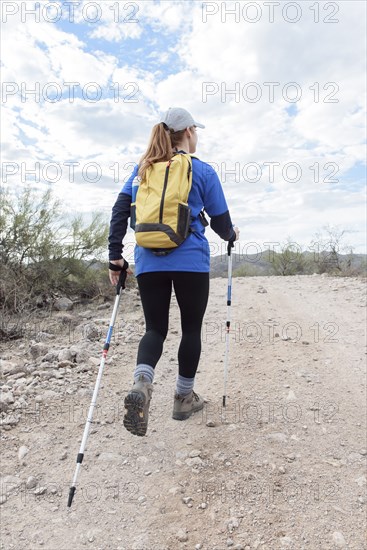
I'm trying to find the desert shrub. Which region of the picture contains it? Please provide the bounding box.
[269,240,306,276]
[0,186,114,313]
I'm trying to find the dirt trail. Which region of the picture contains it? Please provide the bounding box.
[1,275,366,550]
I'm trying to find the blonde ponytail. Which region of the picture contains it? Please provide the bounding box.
[138,123,187,180]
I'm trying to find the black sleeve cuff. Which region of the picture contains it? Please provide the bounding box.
[210,210,235,241]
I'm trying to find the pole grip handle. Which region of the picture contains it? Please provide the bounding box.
[109,260,129,293]
[227,239,235,256]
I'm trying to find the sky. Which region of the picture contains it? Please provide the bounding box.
[1,0,366,261]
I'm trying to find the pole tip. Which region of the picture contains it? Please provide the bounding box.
[67,486,76,507]
[222,395,226,407]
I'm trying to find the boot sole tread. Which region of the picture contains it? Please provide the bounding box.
[123,391,148,436]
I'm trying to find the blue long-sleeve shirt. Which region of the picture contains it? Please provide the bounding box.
[108,154,236,276]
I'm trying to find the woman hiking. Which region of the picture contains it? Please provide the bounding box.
[108,107,239,436]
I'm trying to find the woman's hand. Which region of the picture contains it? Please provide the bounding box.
[109,258,133,286]
[233,226,240,241]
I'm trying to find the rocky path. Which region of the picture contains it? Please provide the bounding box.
[1,275,366,550]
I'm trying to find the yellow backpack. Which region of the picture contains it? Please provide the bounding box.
[131,153,195,255]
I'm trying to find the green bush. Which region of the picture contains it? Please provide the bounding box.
[0,185,114,313]
[232,264,263,277]
[269,240,306,276]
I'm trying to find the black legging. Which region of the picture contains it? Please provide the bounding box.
[136,271,210,379]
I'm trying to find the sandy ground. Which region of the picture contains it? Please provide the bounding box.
[0,274,366,550]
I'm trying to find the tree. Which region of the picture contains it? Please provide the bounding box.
[309,224,352,274]
[269,238,306,276]
[0,185,111,313]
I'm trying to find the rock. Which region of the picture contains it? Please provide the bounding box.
[30,343,48,358]
[354,475,366,487]
[38,358,55,369]
[58,349,73,362]
[77,388,93,398]
[1,361,21,375]
[0,494,7,505]
[83,323,101,341]
[54,297,73,311]
[57,360,74,368]
[36,331,54,341]
[176,529,188,542]
[35,390,58,402]
[70,346,89,364]
[225,517,240,533]
[1,475,22,494]
[96,303,110,310]
[81,310,94,320]
[257,287,267,293]
[79,533,88,545]
[226,538,234,547]
[286,390,297,401]
[34,486,47,496]
[0,392,15,412]
[51,370,63,379]
[185,457,203,467]
[13,397,28,409]
[168,486,184,496]
[0,413,20,427]
[26,476,38,489]
[266,432,287,443]
[189,449,201,458]
[285,453,296,462]
[18,446,29,461]
[11,372,28,380]
[206,421,216,427]
[39,371,53,380]
[182,496,193,504]
[332,531,346,548]
[278,465,286,474]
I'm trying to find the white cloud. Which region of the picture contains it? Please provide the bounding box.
[1,0,366,254]
[63,0,193,43]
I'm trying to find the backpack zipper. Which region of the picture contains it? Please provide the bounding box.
[159,160,172,223]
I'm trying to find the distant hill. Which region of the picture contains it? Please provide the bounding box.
[209,250,367,278]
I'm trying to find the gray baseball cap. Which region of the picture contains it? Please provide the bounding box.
[160,107,205,132]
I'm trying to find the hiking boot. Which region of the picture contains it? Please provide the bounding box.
[123,375,153,436]
[172,390,204,421]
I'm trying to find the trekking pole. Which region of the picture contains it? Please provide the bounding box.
[223,240,234,408]
[67,260,129,508]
